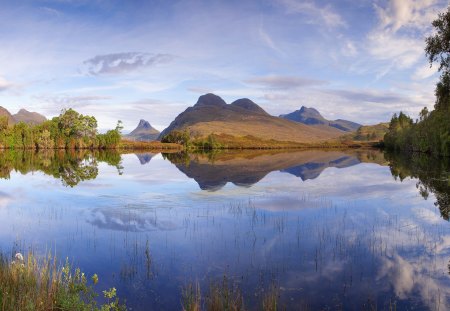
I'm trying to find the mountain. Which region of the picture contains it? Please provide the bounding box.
[125,119,160,141]
[159,94,343,143]
[280,106,361,132]
[12,109,46,125]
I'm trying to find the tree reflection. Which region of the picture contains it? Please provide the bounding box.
[386,151,450,220]
[0,149,123,187]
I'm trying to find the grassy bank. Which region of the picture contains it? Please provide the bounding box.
[0,252,126,311]
[118,139,182,150]
[164,131,381,150]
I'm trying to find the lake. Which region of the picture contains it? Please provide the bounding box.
[0,149,448,310]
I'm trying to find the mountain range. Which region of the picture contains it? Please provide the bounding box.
[125,119,160,141]
[0,107,46,125]
[158,93,352,143]
[0,94,365,145]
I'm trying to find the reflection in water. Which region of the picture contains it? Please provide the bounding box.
[0,149,122,186]
[163,149,387,190]
[0,149,449,310]
[134,153,156,165]
[387,151,450,220]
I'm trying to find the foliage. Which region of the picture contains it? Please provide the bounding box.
[0,252,126,311]
[161,130,191,147]
[0,109,122,150]
[384,6,450,156]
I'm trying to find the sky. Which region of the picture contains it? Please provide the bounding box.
[0,0,449,132]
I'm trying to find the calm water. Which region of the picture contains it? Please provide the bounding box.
[0,149,449,310]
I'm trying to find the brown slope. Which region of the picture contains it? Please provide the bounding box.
[159,94,343,143]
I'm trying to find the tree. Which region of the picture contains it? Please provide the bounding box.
[425,6,450,111]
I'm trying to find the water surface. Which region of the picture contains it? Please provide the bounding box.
[0,149,448,310]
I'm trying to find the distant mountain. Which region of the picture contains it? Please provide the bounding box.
[0,107,46,125]
[280,106,361,132]
[159,94,343,143]
[13,109,46,125]
[125,119,160,141]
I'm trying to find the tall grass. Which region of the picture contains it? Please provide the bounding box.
[0,252,126,311]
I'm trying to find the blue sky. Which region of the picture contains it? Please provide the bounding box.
[0,0,448,132]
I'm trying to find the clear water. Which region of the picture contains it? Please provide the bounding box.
[0,149,449,310]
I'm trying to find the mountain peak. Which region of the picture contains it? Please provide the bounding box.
[230,98,268,115]
[138,119,152,129]
[126,119,160,141]
[195,93,227,107]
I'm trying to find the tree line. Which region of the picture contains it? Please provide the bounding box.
[384,6,450,157]
[0,108,122,150]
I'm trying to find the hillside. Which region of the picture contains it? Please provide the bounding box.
[125,119,160,141]
[280,106,361,132]
[159,94,344,144]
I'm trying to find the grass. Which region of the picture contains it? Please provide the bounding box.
[0,252,126,311]
[190,133,380,150]
[119,139,182,150]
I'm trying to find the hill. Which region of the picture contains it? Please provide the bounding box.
[159,94,344,144]
[125,119,160,141]
[12,109,46,125]
[280,106,361,132]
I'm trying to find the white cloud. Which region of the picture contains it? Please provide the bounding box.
[276,0,347,28]
[413,63,437,80]
[367,0,447,78]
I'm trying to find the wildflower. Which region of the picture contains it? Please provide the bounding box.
[11,260,15,265]
[15,253,24,261]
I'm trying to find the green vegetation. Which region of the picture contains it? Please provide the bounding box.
[384,6,450,156]
[0,252,126,311]
[0,108,122,150]
[342,123,389,142]
[161,132,377,150]
[119,139,182,150]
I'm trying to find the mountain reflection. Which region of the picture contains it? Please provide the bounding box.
[134,152,156,165]
[163,150,387,190]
